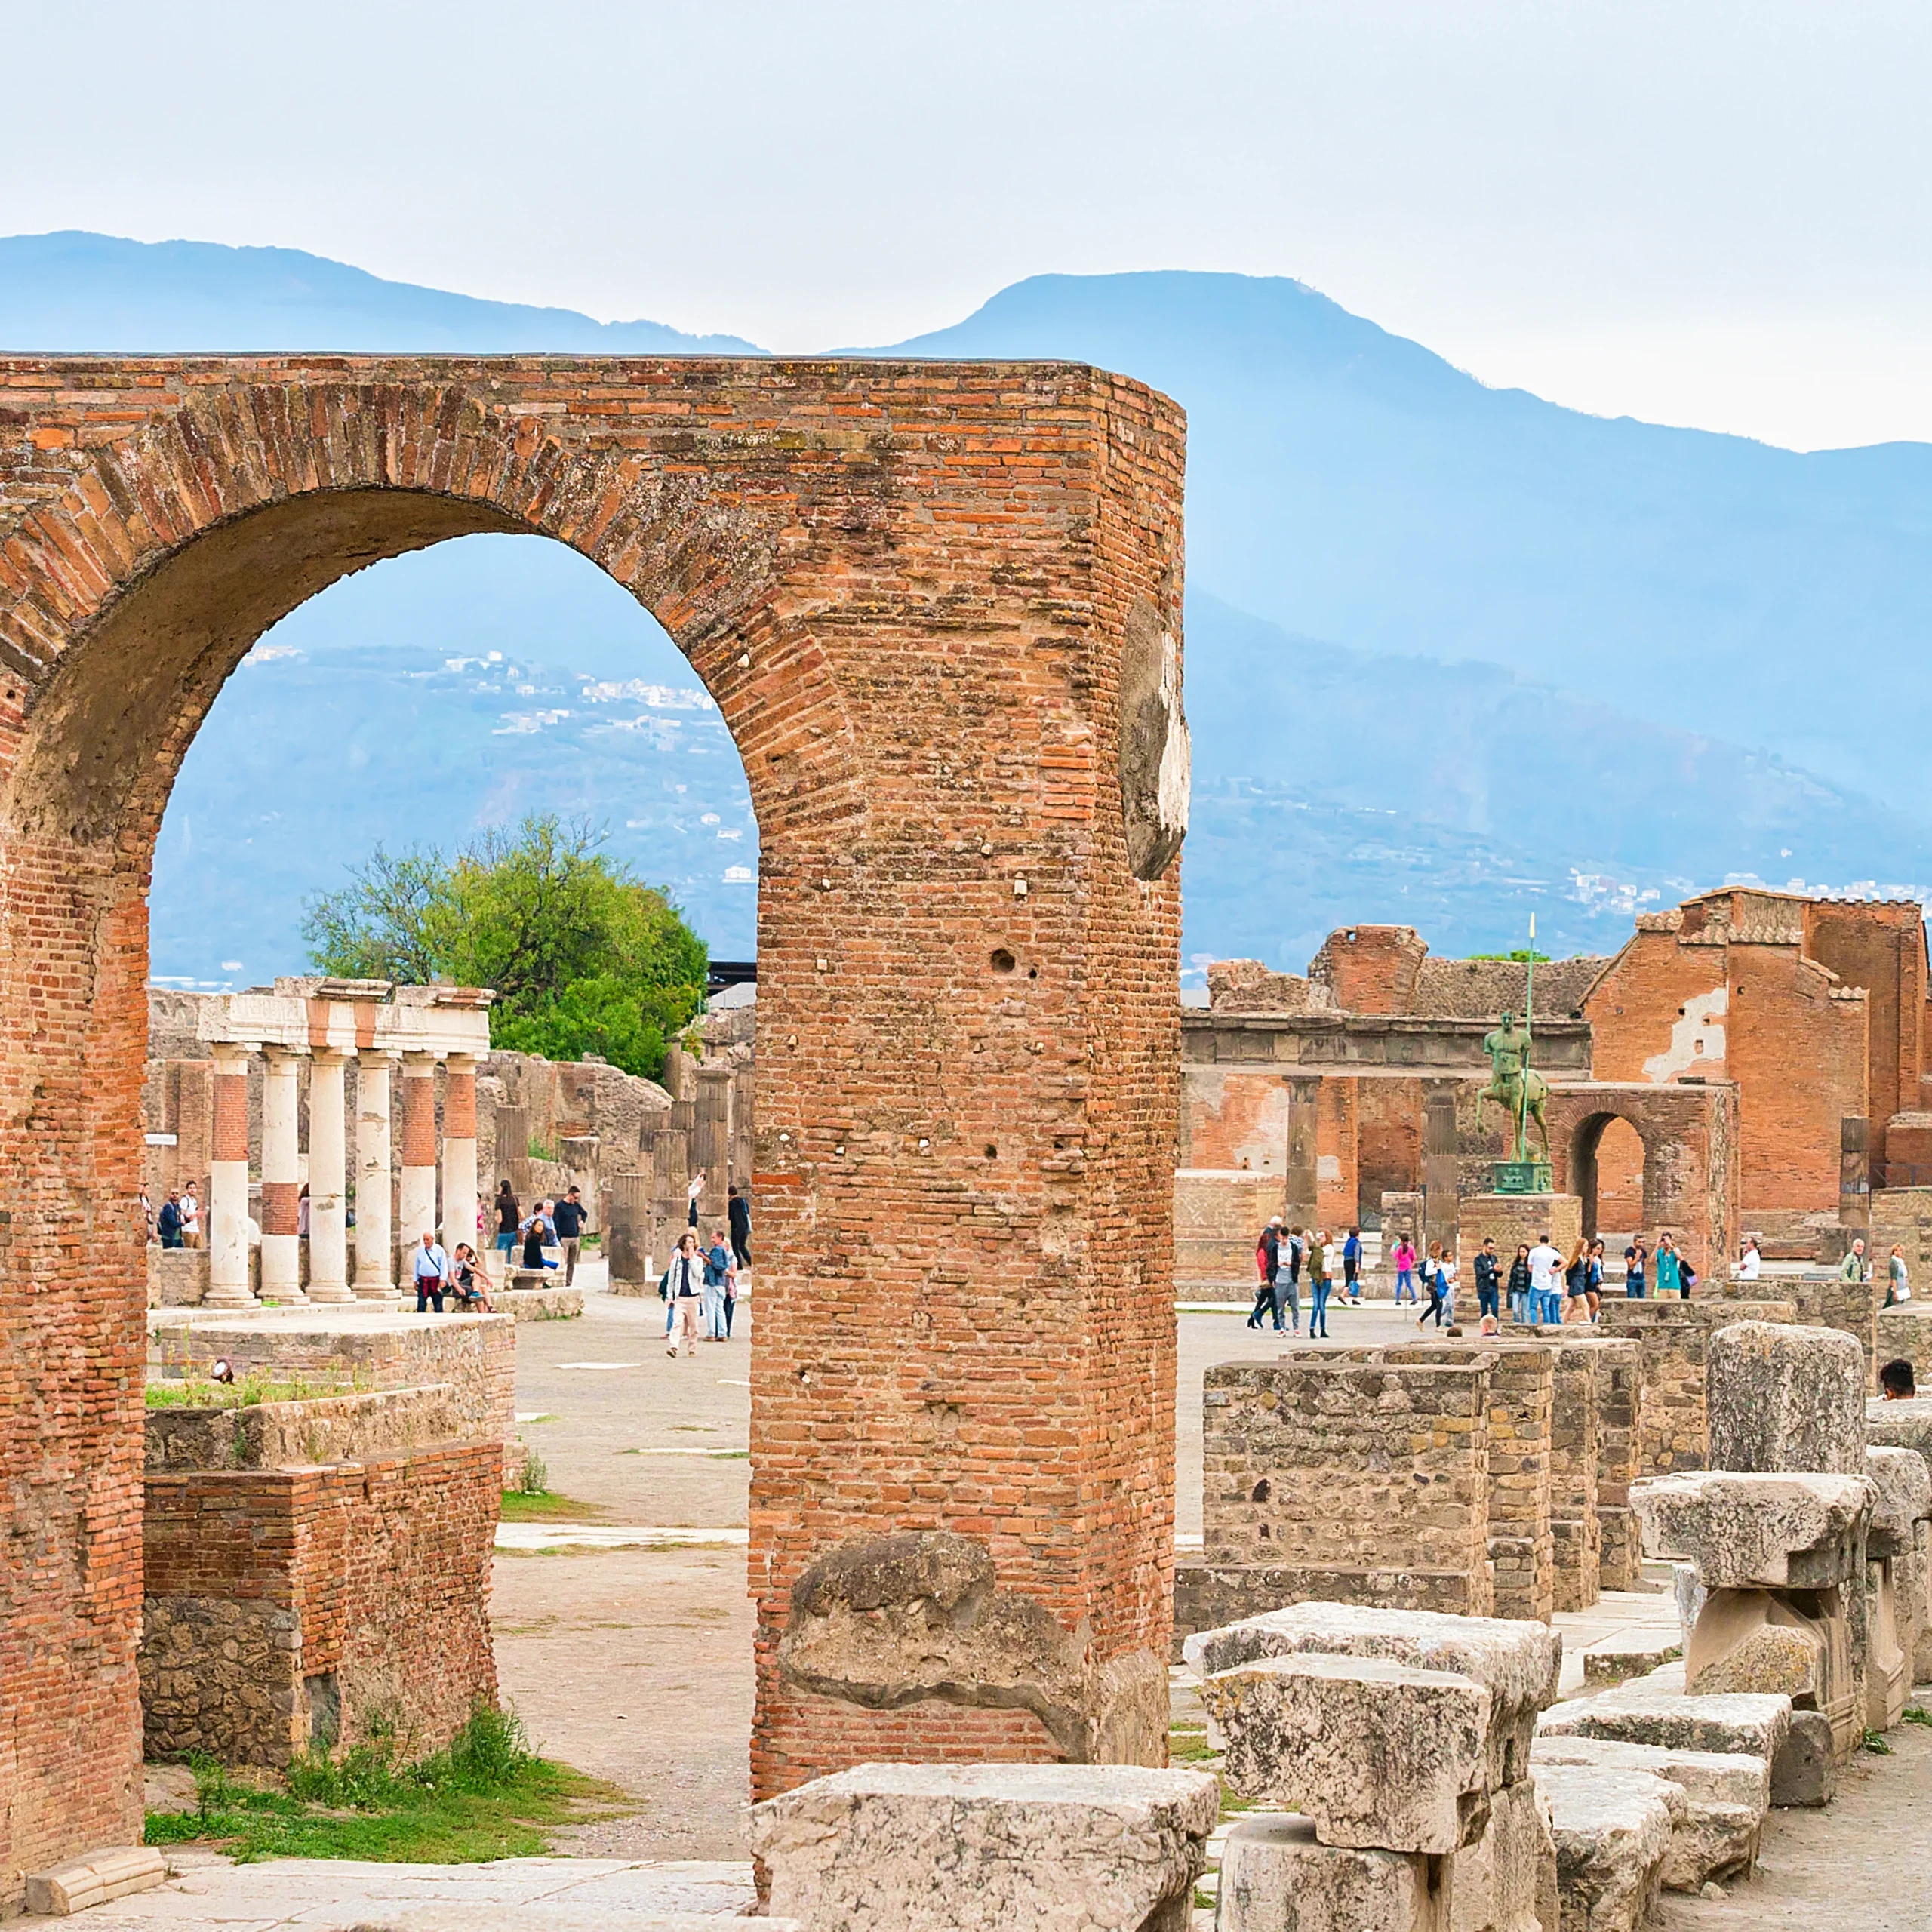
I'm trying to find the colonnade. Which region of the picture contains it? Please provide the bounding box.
[198,980,492,1309]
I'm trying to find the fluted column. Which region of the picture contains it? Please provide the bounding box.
[398,1052,441,1256]
[441,1052,478,1253]
[205,1041,255,1307]
[355,1049,397,1297]
[259,1048,306,1302]
[306,1048,352,1303]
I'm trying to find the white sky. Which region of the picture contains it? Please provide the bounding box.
[8,0,1932,449]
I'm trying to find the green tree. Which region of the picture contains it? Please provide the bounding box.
[301,815,707,1081]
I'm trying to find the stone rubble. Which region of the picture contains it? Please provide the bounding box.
[1527,1763,1675,1932]
[1703,1321,1868,1476]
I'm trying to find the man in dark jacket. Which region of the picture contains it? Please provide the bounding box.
[157,1190,183,1249]
[1473,1238,1502,1321]
[551,1186,589,1286]
[728,1185,752,1269]
[1248,1217,1282,1328]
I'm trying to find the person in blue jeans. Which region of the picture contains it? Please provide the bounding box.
[1342,1227,1363,1304]
[1473,1238,1501,1322]
[1506,1244,1532,1322]
[1624,1241,1647,1297]
[1306,1229,1332,1337]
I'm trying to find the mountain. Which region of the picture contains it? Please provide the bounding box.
[0,232,761,355]
[879,272,1932,817]
[7,235,1930,986]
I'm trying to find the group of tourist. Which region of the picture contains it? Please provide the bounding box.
[662,1224,740,1355]
[409,1229,494,1314]
[143,1183,202,1248]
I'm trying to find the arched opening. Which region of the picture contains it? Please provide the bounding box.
[0,361,1185,1899]
[1570,1110,1648,1240]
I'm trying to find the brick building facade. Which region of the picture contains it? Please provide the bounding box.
[0,355,1186,1900]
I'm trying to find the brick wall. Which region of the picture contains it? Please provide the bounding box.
[1180,1069,1291,1174]
[0,355,1186,1872]
[1308,926,1429,1014]
[1547,1342,1602,1612]
[1174,1172,1284,1284]
[1589,1337,1642,1590]
[141,1436,499,1766]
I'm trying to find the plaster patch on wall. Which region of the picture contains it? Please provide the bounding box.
[1643,986,1728,1083]
[1316,1155,1343,1183]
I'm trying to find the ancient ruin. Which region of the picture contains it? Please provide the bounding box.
[0,353,1187,1904]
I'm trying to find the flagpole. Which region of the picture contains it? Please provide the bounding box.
[1519,914,1535,1163]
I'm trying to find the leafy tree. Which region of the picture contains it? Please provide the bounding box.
[302,815,707,1080]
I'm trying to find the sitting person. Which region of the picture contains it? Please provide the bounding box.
[1880,1358,1918,1401]
[451,1242,494,1313]
[518,1204,558,1270]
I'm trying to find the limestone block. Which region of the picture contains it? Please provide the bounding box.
[1866,1556,1910,1733]
[1537,1681,1792,1763]
[1580,1635,1681,1687]
[1631,1471,1872,1588]
[1863,1444,1932,1555]
[1201,1652,1491,1852]
[24,1847,167,1915]
[747,1762,1218,1932]
[1216,1814,1448,1932]
[1531,1764,1672,1932]
[1529,1737,1764,1891]
[354,1919,795,1932]
[1446,1777,1557,1932]
[1185,1601,1561,1787]
[1706,1321,1866,1475]
[1769,1709,1837,1807]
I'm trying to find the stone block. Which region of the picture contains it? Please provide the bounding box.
[1706,1321,1866,1475]
[24,1847,167,1916]
[1536,1682,1792,1763]
[1631,1471,1872,1589]
[1186,1601,1561,1788]
[1864,1444,1932,1554]
[1681,1594,1823,1699]
[1580,1635,1681,1687]
[747,1762,1218,1932]
[1529,1737,1764,1891]
[1445,1777,1555,1932]
[1531,1764,1672,1932]
[1216,1814,1448,1932]
[1769,1708,1837,1807]
[352,1920,793,1932]
[1201,1652,1491,1852]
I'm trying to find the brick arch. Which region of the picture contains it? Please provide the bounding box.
[0,355,1187,1900]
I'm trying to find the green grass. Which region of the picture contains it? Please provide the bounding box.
[143,1706,622,1863]
[1903,1706,1932,1728]
[146,1371,358,1410]
[1863,1729,1894,1754]
[498,1488,605,1523]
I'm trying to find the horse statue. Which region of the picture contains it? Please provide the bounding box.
[1479,1011,1551,1162]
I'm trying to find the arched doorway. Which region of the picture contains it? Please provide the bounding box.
[0,359,1187,1895]
[1568,1109,1650,1238]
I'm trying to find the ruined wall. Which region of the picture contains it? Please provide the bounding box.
[141,1435,499,1767]
[1306,925,1428,1015]
[1805,899,1927,1180]
[1589,1337,1642,1591]
[1174,1172,1283,1283]
[1546,1343,1602,1612]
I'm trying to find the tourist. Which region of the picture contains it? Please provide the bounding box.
[1527,1232,1564,1326]
[686,1169,705,1228]
[728,1183,752,1269]
[494,1180,519,1256]
[519,1203,558,1271]
[1306,1229,1332,1337]
[1840,1237,1870,1285]
[1625,1240,1647,1299]
[703,1225,737,1340]
[158,1189,183,1250]
[663,1231,706,1357]
[1274,1247,1301,1335]
[1736,1235,1762,1281]
[1886,1244,1912,1307]
[411,1228,450,1313]
[1587,1238,1606,1322]
[552,1185,588,1287]
[1654,1232,1681,1297]
[1478,1312,1501,1337]
[1473,1237,1501,1323]
[1678,1254,1698,1299]
[451,1242,494,1313]
[1880,1358,1918,1400]
[1342,1227,1363,1304]
[1248,1216,1283,1329]
[1418,1241,1450,1330]
[180,1181,202,1249]
[1435,1246,1460,1324]
[1506,1244,1533,1322]
[140,1187,155,1244]
[1391,1232,1418,1305]
[296,1183,310,1241]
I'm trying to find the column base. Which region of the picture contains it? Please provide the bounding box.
[304,1281,355,1304]
[202,1283,259,1309]
[354,1281,395,1300]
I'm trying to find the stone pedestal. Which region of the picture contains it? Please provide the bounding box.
[1459,1192,1583,1274]
[205,1042,255,1309]
[304,1049,352,1303]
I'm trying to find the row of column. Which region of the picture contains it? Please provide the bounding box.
[205,1045,478,1309]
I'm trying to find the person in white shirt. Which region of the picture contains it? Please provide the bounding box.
[686,1170,706,1229]
[412,1230,451,1314]
[1736,1237,1762,1281]
[663,1232,706,1357]
[180,1182,202,1249]
[1527,1236,1564,1325]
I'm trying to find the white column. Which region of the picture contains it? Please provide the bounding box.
[259,1048,306,1303]
[306,1048,353,1303]
[205,1042,256,1307]
[441,1053,479,1254]
[398,1052,441,1260]
[355,1049,397,1298]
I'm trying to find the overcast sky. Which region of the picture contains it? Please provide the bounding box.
[9,1,1932,449]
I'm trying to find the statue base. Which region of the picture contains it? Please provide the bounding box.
[1491,1158,1554,1194]
[1459,1191,1583,1275]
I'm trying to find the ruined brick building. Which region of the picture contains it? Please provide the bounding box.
[1183,888,1932,1272]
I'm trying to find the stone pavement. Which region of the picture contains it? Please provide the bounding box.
[13,1853,757,1928]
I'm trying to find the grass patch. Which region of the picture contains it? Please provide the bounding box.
[521,1414,561,1426]
[498,1488,606,1524]
[1863,1729,1894,1754]
[1903,1706,1932,1727]
[146,1371,358,1410]
[143,1706,623,1863]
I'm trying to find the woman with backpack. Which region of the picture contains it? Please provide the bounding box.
[1417,1242,1448,1329]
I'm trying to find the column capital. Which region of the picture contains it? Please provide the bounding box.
[311,1043,353,1066]
[401,1048,444,1070]
[209,1040,254,1073]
